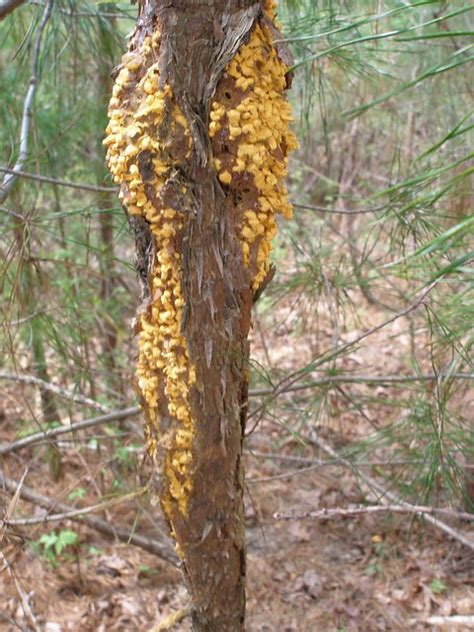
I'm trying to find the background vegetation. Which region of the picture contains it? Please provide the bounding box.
[1,1,472,629]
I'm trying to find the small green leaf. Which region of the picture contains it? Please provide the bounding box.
[68,487,87,501]
[54,530,79,555]
[38,533,57,550]
[430,578,447,594]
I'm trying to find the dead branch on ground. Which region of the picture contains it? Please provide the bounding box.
[0,406,141,456]
[305,431,474,552]
[0,370,112,412]
[0,473,178,566]
[275,504,474,522]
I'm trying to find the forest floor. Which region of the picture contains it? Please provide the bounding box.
[1,290,473,631]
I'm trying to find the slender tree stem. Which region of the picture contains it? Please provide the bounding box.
[0,0,53,202]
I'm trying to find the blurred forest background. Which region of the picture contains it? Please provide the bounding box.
[0,1,473,630]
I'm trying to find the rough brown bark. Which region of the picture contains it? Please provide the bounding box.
[140,5,257,629]
[105,1,296,629]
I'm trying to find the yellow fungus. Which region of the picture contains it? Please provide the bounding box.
[104,32,197,519]
[219,170,232,184]
[209,20,298,289]
[105,2,297,523]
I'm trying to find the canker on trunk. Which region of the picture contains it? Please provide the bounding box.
[104,1,296,629]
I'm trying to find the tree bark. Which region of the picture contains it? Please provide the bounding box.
[105,1,296,629]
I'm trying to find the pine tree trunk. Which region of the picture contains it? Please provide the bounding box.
[105,1,296,629]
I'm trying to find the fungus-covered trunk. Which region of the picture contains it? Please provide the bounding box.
[104,1,296,629]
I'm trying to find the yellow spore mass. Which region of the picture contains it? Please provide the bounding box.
[209,20,298,289]
[104,35,195,517]
[104,6,297,520]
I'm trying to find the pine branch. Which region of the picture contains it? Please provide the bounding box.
[249,372,474,397]
[0,167,116,193]
[0,0,53,202]
[247,282,439,428]
[2,489,144,526]
[1,370,471,457]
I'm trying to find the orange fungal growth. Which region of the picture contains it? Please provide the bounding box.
[104,2,297,522]
[104,32,195,517]
[209,17,298,290]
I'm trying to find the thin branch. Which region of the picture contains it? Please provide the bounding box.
[2,489,144,526]
[3,369,472,456]
[0,406,141,456]
[0,0,26,20]
[292,202,385,215]
[249,371,474,398]
[246,450,424,466]
[29,0,135,19]
[0,205,25,220]
[6,370,471,423]
[245,456,433,483]
[0,611,28,632]
[0,551,41,632]
[426,616,474,626]
[1,469,29,542]
[1,308,53,325]
[151,607,191,631]
[247,282,438,426]
[0,167,117,194]
[0,0,53,203]
[274,504,474,522]
[0,370,111,412]
[0,473,178,566]
[247,461,330,484]
[308,431,474,552]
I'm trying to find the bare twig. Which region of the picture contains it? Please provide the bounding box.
[0,552,41,632]
[0,469,29,543]
[247,282,438,426]
[246,451,424,466]
[425,615,474,626]
[308,431,474,552]
[292,202,385,215]
[0,370,111,412]
[0,167,116,194]
[2,489,144,526]
[0,0,53,203]
[247,461,330,484]
[29,0,134,19]
[0,612,28,631]
[0,406,141,456]
[0,473,178,566]
[249,372,473,398]
[3,369,472,457]
[274,504,474,522]
[0,204,25,220]
[151,607,191,631]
